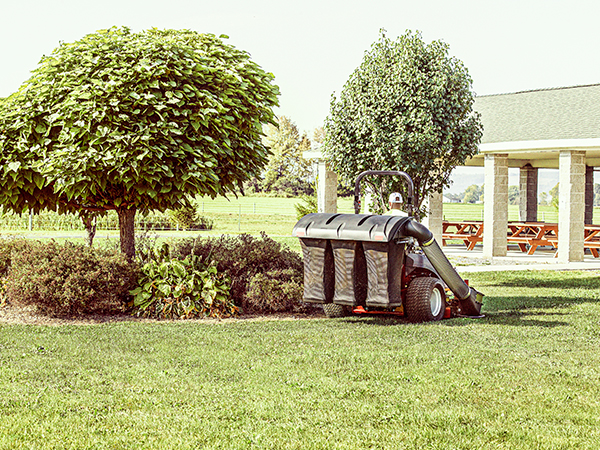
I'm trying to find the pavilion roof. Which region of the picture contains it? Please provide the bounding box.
[474,84,600,144]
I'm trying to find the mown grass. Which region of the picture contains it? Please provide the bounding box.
[1,270,600,449]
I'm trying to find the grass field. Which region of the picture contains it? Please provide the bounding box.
[4,195,600,235]
[1,270,600,449]
[4,196,598,255]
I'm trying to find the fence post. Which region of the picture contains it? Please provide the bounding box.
[29,210,33,231]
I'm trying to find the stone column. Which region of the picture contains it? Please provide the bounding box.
[519,164,538,222]
[483,154,509,258]
[557,150,585,262]
[423,191,443,243]
[585,165,594,224]
[317,161,338,213]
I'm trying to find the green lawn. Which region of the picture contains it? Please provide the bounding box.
[5,196,600,238]
[1,270,600,449]
[5,197,599,255]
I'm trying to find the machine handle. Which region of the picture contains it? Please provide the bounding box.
[353,170,415,215]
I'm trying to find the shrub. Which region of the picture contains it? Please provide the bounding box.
[131,254,235,319]
[245,269,304,313]
[294,194,317,220]
[0,238,29,277]
[4,241,138,317]
[172,232,307,314]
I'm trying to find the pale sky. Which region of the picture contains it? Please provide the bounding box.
[2,0,599,193]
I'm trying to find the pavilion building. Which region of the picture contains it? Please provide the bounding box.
[306,83,600,263]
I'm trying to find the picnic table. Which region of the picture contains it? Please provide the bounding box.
[506,222,558,255]
[584,225,600,257]
[442,220,600,258]
[442,221,483,251]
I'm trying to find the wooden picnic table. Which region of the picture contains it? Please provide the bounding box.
[507,222,558,255]
[442,221,483,251]
[584,224,600,257]
[443,220,600,258]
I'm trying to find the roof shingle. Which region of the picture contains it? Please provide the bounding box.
[474,84,600,144]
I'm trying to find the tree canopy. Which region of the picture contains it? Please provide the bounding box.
[463,184,483,204]
[0,27,279,257]
[260,116,312,196]
[323,30,482,215]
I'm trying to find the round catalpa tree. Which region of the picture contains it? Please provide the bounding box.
[0,27,279,258]
[324,30,483,216]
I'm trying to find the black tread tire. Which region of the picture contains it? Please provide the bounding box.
[405,277,446,323]
[323,303,351,318]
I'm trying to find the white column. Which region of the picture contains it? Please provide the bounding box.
[483,154,508,258]
[317,161,338,214]
[557,150,585,262]
[423,191,443,243]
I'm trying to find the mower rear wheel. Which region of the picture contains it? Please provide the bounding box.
[323,303,351,318]
[405,277,446,323]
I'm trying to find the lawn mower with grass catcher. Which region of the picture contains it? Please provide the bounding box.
[292,170,483,322]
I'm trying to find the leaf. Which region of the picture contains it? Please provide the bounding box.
[33,173,45,190]
[158,262,169,278]
[172,260,186,278]
[158,283,172,296]
[7,162,21,172]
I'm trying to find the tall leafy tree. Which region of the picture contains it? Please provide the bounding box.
[463,184,483,204]
[324,30,482,216]
[0,27,279,258]
[261,116,312,196]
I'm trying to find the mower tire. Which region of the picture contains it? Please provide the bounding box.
[405,277,446,323]
[323,303,351,318]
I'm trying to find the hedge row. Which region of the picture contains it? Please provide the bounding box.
[0,234,309,318]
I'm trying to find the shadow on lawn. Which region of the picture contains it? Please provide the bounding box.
[330,271,600,328]
[342,311,570,328]
[470,270,600,290]
[451,310,570,328]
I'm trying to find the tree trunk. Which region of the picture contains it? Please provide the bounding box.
[81,214,97,247]
[117,208,136,260]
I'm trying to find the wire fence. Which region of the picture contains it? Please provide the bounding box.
[0,200,592,233]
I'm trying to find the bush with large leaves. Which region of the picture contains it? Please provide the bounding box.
[172,233,306,313]
[0,27,279,258]
[131,253,235,320]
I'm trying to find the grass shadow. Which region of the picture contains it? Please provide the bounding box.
[339,310,571,328]
[445,310,570,328]
[469,270,600,290]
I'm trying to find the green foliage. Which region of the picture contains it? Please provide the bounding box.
[169,205,198,230]
[0,27,279,257]
[294,193,318,219]
[245,269,304,313]
[508,185,519,205]
[3,241,137,316]
[168,204,213,230]
[0,238,29,277]
[131,253,235,320]
[172,232,305,313]
[462,184,483,204]
[549,182,559,211]
[260,116,313,196]
[324,30,482,215]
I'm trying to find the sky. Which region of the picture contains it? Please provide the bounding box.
[1,0,599,193]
